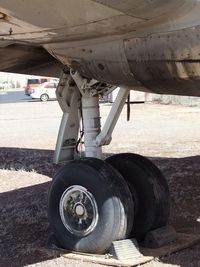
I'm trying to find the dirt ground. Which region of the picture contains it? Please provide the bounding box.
[0,89,200,267]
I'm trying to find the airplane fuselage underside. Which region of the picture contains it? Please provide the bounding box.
[48,26,200,97]
[0,0,200,96]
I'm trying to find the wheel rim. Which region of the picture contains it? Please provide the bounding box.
[41,94,48,101]
[59,185,99,236]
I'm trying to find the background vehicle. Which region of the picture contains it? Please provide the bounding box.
[25,78,49,95]
[30,81,58,101]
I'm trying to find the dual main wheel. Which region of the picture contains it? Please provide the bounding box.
[48,154,169,253]
[106,153,170,241]
[48,158,134,253]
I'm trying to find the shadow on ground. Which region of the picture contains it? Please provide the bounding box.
[0,147,199,267]
[0,182,59,267]
[0,147,60,176]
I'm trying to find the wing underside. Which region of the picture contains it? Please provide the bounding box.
[0,43,62,77]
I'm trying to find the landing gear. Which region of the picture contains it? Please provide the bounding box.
[48,158,134,253]
[48,68,170,253]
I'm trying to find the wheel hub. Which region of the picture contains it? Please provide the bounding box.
[74,203,85,216]
[59,185,99,236]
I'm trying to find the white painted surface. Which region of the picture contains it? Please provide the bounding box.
[30,82,58,100]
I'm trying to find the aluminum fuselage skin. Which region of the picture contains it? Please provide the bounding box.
[0,0,200,96]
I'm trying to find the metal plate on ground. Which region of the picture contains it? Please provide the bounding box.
[62,252,153,267]
[50,233,200,267]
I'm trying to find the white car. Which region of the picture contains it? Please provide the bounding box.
[30,81,58,101]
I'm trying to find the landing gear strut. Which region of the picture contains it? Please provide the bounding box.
[48,68,169,253]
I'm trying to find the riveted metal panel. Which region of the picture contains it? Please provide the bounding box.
[123,26,200,96]
[124,26,200,61]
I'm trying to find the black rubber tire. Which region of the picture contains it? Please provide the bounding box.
[40,93,49,102]
[48,157,134,253]
[106,153,170,241]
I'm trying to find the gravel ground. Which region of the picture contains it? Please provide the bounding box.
[0,89,200,267]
